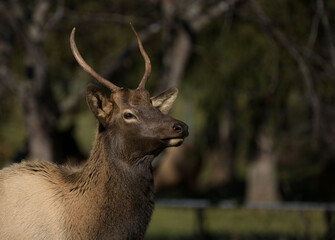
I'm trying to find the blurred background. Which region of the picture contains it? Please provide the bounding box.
[1,0,335,239]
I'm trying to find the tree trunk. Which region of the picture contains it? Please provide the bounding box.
[246,133,280,203]
[205,111,235,188]
[23,93,56,162]
[157,0,193,92]
[158,27,192,91]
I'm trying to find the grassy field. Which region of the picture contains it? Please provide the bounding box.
[146,207,327,239]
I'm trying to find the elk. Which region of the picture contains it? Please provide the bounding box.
[0,24,188,239]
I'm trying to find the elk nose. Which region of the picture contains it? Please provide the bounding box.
[173,122,189,137]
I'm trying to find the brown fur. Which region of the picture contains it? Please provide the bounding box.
[0,85,188,239]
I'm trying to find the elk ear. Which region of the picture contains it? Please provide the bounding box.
[151,88,178,114]
[86,84,113,127]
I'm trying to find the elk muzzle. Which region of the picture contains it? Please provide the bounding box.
[161,121,188,147]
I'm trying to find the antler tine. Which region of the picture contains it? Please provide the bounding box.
[130,23,151,90]
[70,28,120,92]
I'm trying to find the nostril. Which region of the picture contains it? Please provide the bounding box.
[173,123,183,133]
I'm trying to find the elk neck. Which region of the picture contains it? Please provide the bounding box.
[74,129,156,198]
[63,129,155,237]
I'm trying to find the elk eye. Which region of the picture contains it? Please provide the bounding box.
[123,112,136,120]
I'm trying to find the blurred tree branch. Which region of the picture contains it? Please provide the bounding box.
[101,0,246,92]
[191,0,242,31]
[0,36,19,93]
[303,0,335,81]
[250,0,321,138]
[44,0,64,32]
[64,11,143,25]
[316,0,335,71]
[305,7,319,58]
[158,0,245,91]
[102,21,161,81]
[0,2,28,54]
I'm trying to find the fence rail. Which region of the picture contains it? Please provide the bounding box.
[156,198,335,211]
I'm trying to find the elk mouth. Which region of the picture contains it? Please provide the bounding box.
[161,137,184,147]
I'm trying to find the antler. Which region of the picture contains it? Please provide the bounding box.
[130,23,151,90]
[70,28,120,92]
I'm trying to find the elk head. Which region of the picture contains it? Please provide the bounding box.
[70,24,188,163]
